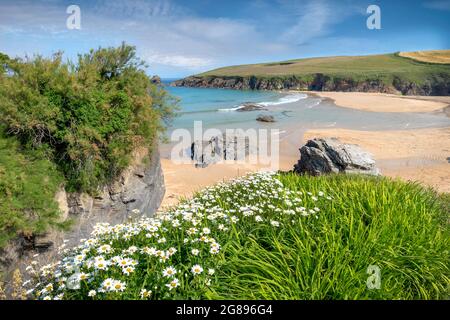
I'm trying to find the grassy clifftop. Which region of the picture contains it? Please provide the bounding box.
[199,51,450,80]
[173,50,450,95]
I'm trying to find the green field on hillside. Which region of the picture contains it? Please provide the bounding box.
[199,52,450,83]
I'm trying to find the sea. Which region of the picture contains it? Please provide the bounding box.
[164,81,450,134]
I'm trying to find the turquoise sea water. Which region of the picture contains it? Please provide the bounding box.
[165,85,450,133]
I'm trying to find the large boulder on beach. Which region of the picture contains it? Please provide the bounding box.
[236,103,267,112]
[256,115,276,122]
[191,133,252,168]
[294,138,380,176]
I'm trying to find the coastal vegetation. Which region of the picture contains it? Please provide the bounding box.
[0,132,67,248]
[24,172,449,300]
[0,44,176,248]
[172,51,450,95]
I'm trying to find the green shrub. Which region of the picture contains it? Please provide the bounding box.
[0,53,9,74]
[0,43,177,193]
[0,132,67,247]
[24,172,449,300]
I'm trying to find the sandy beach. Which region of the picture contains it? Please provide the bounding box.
[305,91,450,113]
[160,92,450,208]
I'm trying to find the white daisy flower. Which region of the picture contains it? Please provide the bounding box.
[77,272,90,281]
[165,278,179,291]
[191,264,204,275]
[140,289,152,299]
[270,220,280,227]
[111,280,126,292]
[162,266,177,277]
[97,244,112,254]
[94,260,109,270]
[122,266,135,275]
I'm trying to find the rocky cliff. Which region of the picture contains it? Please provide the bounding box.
[171,74,450,96]
[0,147,165,289]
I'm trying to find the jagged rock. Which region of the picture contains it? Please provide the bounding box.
[191,133,252,168]
[191,136,222,168]
[256,115,275,122]
[236,103,267,112]
[150,75,162,85]
[294,138,380,176]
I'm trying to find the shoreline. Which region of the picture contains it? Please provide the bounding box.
[297,91,450,113]
[160,92,450,208]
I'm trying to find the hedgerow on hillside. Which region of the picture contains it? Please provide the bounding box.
[23,172,449,300]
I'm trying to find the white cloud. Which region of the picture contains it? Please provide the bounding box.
[0,0,374,76]
[423,0,450,11]
[143,52,213,68]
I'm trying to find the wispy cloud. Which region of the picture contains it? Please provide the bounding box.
[280,0,362,45]
[143,52,213,68]
[92,0,189,19]
[0,0,448,77]
[423,0,450,11]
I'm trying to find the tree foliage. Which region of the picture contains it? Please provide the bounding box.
[0,131,66,247]
[0,43,177,193]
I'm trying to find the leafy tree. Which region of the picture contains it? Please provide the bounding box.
[0,43,177,193]
[0,52,9,73]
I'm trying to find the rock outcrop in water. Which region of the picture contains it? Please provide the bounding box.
[171,75,450,96]
[256,115,276,122]
[0,148,165,289]
[236,103,267,112]
[294,138,380,176]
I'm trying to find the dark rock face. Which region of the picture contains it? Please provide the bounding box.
[171,74,450,96]
[256,115,275,122]
[150,75,162,85]
[191,133,252,168]
[0,148,165,290]
[294,138,380,176]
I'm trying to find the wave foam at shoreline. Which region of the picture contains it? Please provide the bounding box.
[218,93,307,112]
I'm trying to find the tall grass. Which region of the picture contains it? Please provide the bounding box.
[25,172,449,300]
[208,174,449,300]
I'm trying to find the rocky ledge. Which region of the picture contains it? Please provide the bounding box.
[171,75,450,96]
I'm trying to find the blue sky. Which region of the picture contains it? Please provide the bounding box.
[0,0,449,78]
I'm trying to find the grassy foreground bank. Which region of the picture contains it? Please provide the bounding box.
[24,172,449,300]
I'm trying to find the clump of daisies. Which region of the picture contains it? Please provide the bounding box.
[23,171,331,300]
